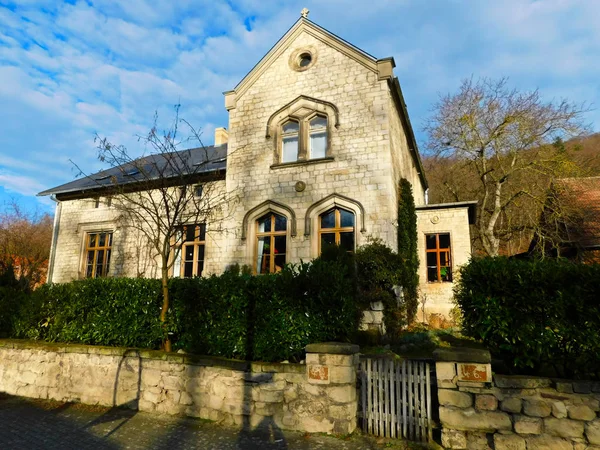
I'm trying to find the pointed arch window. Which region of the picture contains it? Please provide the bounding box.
[277,114,330,163]
[256,212,287,274]
[318,207,355,253]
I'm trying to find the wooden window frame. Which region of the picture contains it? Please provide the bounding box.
[425,233,452,283]
[318,207,355,254]
[175,224,206,278]
[255,213,287,274]
[84,231,113,278]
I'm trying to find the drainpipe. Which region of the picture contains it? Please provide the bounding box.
[47,195,61,284]
[424,188,429,205]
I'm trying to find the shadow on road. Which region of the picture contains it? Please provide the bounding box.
[0,394,120,449]
[80,348,143,438]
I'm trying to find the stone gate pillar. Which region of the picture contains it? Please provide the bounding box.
[304,342,360,434]
[434,347,499,449]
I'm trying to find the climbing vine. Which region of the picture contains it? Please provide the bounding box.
[397,178,419,324]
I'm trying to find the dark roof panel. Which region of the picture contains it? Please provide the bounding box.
[38,145,227,197]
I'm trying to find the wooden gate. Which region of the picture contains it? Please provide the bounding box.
[359,358,433,442]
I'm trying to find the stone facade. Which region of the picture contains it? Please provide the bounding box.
[435,349,600,449]
[416,203,475,322]
[44,17,473,320]
[49,197,158,282]
[0,340,359,435]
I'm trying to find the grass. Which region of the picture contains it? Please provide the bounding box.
[313,429,439,449]
[359,325,482,360]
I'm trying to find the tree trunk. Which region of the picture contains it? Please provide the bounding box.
[160,264,171,353]
[480,181,502,257]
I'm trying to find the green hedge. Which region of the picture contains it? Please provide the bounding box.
[171,260,358,361]
[0,266,29,338]
[14,278,164,347]
[11,259,359,362]
[455,257,600,378]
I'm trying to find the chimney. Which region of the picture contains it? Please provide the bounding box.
[214,127,228,146]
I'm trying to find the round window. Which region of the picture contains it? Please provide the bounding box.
[298,53,312,67]
[289,47,317,72]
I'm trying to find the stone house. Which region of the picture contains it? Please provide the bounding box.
[39,14,475,322]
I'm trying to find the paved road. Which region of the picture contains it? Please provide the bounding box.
[0,394,419,449]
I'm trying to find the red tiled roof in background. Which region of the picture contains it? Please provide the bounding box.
[555,176,600,248]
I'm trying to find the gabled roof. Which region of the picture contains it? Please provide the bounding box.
[224,17,385,103]
[223,16,428,190]
[38,145,227,198]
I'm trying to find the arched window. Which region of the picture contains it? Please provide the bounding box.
[278,115,329,163]
[267,96,338,165]
[256,212,287,273]
[281,121,299,163]
[309,116,328,159]
[318,207,355,253]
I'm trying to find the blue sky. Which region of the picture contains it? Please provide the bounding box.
[1,0,598,215]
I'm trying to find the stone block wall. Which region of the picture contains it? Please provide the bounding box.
[416,206,472,322]
[435,348,600,449]
[50,181,229,283]
[359,301,385,334]
[0,340,359,435]
[221,27,425,269]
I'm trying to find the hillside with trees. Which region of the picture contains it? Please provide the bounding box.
[0,204,53,288]
[422,77,594,257]
[423,126,600,255]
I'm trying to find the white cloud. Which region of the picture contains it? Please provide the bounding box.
[0,0,598,212]
[0,173,46,197]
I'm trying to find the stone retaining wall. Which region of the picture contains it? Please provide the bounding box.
[435,348,600,449]
[0,340,359,434]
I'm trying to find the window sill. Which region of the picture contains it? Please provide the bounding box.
[270,156,334,170]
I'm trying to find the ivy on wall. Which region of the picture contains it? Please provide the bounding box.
[397,178,419,324]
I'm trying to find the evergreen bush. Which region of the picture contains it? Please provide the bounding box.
[355,239,405,336]
[11,258,359,362]
[0,265,29,338]
[455,257,600,379]
[397,178,419,323]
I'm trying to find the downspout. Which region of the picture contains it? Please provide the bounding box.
[47,195,61,284]
[424,188,429,205]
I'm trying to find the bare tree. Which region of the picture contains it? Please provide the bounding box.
[0,202,53,288]
[76,106,235,351]
[424,77,590,256]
